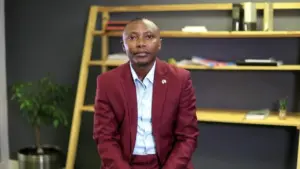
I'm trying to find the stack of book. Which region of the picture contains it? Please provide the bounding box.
[105,20,129,31]
[244,109,270,120]
[236,58,283,66]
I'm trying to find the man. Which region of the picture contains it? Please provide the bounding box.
[93,18,199,169]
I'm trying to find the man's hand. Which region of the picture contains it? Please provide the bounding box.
[162,71,199,169]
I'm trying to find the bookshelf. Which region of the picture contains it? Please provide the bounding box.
[81,105,300,127]
[65,2,300,169]
[94,30,300,38]
[89,60,300,71]
[98,2,300,12]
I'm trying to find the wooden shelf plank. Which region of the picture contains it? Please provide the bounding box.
[81,105,95,112]
[198,108,300,127]
[180,65,300,71]
[102,2,300,12]
[89,60,124,66]
[104,3,232,12]
[89,60,300,71]
[82,105,300,127]
[93,30,105,35]
[106,31,300,38]
[271,2,300,10]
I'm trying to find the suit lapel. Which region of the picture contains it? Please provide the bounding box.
[120,62,138,155]
[152,59,168,137]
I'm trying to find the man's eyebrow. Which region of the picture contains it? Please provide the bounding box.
[144,31,155,34]
[129,31,139,34]
[124,32,137,38]
[126,30,154,35]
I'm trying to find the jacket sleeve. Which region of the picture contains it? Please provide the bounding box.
[93,75,131,169]
[162,71,199,169]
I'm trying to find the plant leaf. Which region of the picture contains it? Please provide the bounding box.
[53,119,59,128]
[10,75,74,129]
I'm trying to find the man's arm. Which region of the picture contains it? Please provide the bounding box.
[162,71,199,169]
[93,75,131,169]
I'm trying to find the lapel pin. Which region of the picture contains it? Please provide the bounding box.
[162,79,167,84]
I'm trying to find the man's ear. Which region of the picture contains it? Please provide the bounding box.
[158,38,162,50]
[120,40,125,52]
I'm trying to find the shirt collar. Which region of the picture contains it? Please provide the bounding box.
[130,61,156,83]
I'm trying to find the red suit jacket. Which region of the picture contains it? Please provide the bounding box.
[93,58,199,169]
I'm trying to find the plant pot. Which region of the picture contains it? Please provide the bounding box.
[279,109,287,120]
[17,145,65,169]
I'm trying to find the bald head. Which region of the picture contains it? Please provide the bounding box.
[122,18,160,39]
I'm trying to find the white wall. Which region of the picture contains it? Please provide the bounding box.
[0,0,9,168]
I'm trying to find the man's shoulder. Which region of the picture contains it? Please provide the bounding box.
[162,61,191,80]
[96,63,127,83]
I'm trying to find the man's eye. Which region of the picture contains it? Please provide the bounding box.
[146,35,154,39]
[128,36,136,40]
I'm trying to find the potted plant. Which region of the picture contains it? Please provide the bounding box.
[11,75,74,169]
[279,97,287,120]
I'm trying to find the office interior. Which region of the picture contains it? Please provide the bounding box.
[1,0,300,169]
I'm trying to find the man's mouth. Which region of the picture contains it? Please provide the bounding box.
[134,52,149,57]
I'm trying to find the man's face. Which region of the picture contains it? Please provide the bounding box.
[122,19,161,67]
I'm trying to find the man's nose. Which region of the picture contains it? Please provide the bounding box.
[136,38,146,48]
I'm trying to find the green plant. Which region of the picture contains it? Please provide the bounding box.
[167,58,177,64]
[279,97,287,110]
[11,75,73,154]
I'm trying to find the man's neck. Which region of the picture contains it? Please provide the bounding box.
[132,61,155,81]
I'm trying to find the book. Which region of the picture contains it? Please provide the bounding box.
[244,109,270,120]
